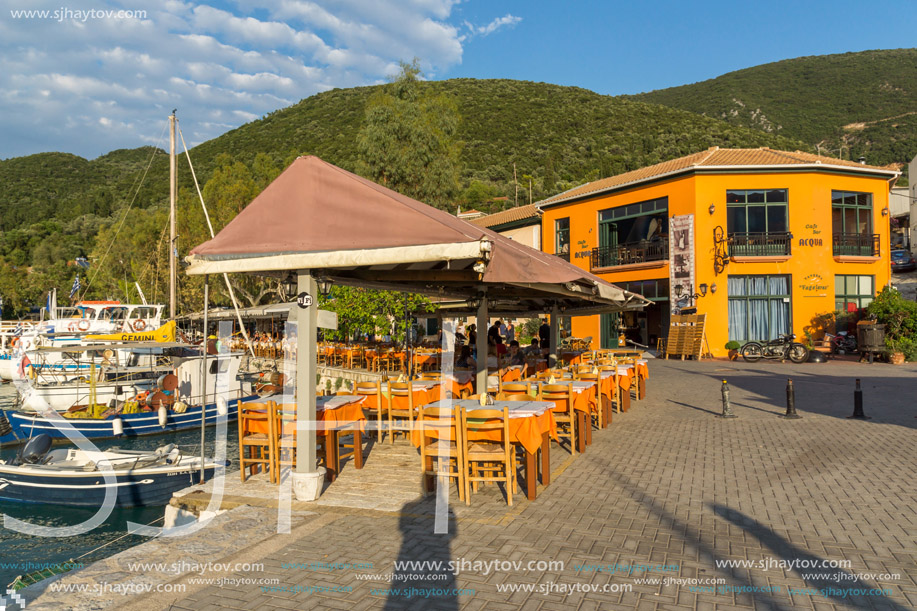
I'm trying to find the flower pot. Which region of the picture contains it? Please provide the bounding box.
[727,349,738,361]
[889,351,906,365]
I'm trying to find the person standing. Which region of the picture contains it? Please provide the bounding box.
[504,320,515,343]
[488,320,502,341]
[538,318,550,346]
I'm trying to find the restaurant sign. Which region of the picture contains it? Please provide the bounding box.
[799,273,829,296]
[297,292,313,309]
[669,214,695,310]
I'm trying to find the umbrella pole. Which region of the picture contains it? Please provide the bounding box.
[293,271,322,500]
[475,291,488,395]
[549,304,559,369]
[200,276,208,485]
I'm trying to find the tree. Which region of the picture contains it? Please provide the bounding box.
[356,59,461,209]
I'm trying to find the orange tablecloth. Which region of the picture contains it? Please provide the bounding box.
[501,366,523,382]
[245,396,367,437]
[411,400,557,455]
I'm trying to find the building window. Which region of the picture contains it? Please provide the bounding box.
[835,275,874,312]
[726,189,791,256]
[593,197,668,269]
[555,217,570,260]
[832,191,877,256]
[616,278,669,302]
[727,275,791,343]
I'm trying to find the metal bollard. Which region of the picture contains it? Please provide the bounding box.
[847,378,871,419]
[780,378,801,419]
[717,379,737,418]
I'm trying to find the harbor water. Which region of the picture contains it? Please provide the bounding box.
[0,383,241,588]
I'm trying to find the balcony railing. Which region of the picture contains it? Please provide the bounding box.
[727,232,792,257]
[833,233,880,257]
[590,237,668,270]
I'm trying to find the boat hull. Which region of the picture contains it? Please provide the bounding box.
[0,464,216,507]
[0,395,251,446]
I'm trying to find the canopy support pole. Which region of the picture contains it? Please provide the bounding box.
[293,271,322,499]
[549,304,559,369]
[475,291,488,395]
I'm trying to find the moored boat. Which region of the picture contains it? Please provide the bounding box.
[0,434,222,507]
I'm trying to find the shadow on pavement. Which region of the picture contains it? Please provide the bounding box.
[711,503,909,610]
[384,496,459,610]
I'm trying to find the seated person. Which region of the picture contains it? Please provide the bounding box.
[455,345,475,369]
[507,340,525,366]
[525,337,541,356]
[494,335,507,356]
[485,344,499,369]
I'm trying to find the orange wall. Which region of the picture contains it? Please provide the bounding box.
[542,170,893,356]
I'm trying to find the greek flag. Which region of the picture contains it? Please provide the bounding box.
[70,275,81,299]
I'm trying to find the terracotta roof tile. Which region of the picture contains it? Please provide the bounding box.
[469,203,541,228]
[541,147,898,207]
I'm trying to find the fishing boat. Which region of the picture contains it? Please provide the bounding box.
[0,351,255,445]
[0,434,221,507]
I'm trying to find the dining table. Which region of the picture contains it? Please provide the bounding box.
[419,399,558,501]
[245,395,367,482]
[527,379,597,451]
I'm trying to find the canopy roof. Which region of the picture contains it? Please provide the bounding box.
[187,156,648,315]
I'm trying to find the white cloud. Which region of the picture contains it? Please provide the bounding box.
[0,0,520,158]
[475,14,521,36]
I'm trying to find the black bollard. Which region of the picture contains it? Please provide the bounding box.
[717,379,737,418]
[780,378,801,419]
[847,378,871,419]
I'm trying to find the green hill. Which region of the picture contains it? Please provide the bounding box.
[630,49,917,170]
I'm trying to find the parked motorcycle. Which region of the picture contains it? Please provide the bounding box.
[740,334,809,363]
[825,331,857,354]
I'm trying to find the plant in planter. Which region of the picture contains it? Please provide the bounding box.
[866,287,917,363]
[725,341,741,360]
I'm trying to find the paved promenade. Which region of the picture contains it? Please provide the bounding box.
[30,358,917,610]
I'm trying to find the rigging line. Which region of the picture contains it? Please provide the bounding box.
[178,125,255,357]
[136,214,170,296]
[78,121,169,301]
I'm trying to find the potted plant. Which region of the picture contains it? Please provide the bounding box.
[725,341,741,361]
[885,337,907,365]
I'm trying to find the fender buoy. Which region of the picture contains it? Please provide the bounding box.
[112,417,124,436]
[78,319,90,331]
[132,319,147,332]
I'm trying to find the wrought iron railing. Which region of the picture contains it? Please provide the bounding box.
[727,232,792,257]
[590,237,668,270]
[833,233,879,257]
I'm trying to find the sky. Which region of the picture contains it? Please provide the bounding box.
[0,0,914,160]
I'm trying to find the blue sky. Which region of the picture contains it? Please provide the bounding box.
[0,0,914,159]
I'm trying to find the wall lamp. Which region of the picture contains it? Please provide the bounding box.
[708,204,715,215]
[314,275,334,297]
[674,283,707,301]
[282,272,297,297]
[882,207,889,217]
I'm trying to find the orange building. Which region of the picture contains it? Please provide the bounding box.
[538,147,899,357]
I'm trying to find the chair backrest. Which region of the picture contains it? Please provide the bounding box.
[419,372,442,381]
[239,402,272,436]
[500,382,531,401]
[355,381,381,395]
[270,402,298,441]
[388,381,415,413]
[417,406,458,442]
[459,406,510,451]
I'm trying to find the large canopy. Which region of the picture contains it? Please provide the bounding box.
[187,156,648,314]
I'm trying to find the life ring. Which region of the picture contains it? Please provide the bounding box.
[132,319,147,332]
[78,319,90,331]
[11,338,19,348]
[68,322,79,332]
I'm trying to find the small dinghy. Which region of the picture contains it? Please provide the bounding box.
[0,434,222,507]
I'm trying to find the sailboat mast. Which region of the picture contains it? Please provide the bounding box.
[169,110,177,320]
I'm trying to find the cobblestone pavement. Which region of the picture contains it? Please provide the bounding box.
[154,359,917,610]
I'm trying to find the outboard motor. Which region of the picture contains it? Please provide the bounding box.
[16,434,52,465]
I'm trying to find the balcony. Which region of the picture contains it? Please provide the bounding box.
[833,233,880,257]
[591,237,668,270]
[727,232,792,257]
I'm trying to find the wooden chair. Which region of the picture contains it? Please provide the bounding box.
[239,401,275,483]
[418,406,464,501]
[598,365,622,413]
[354,381,388,443]
[459,405,516,506]
[575,372,604,429]
[272,402,363,482]
[387,381,416,443]
[539,383,577,455]
[419,371,442,381]
[498,382,531,401]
